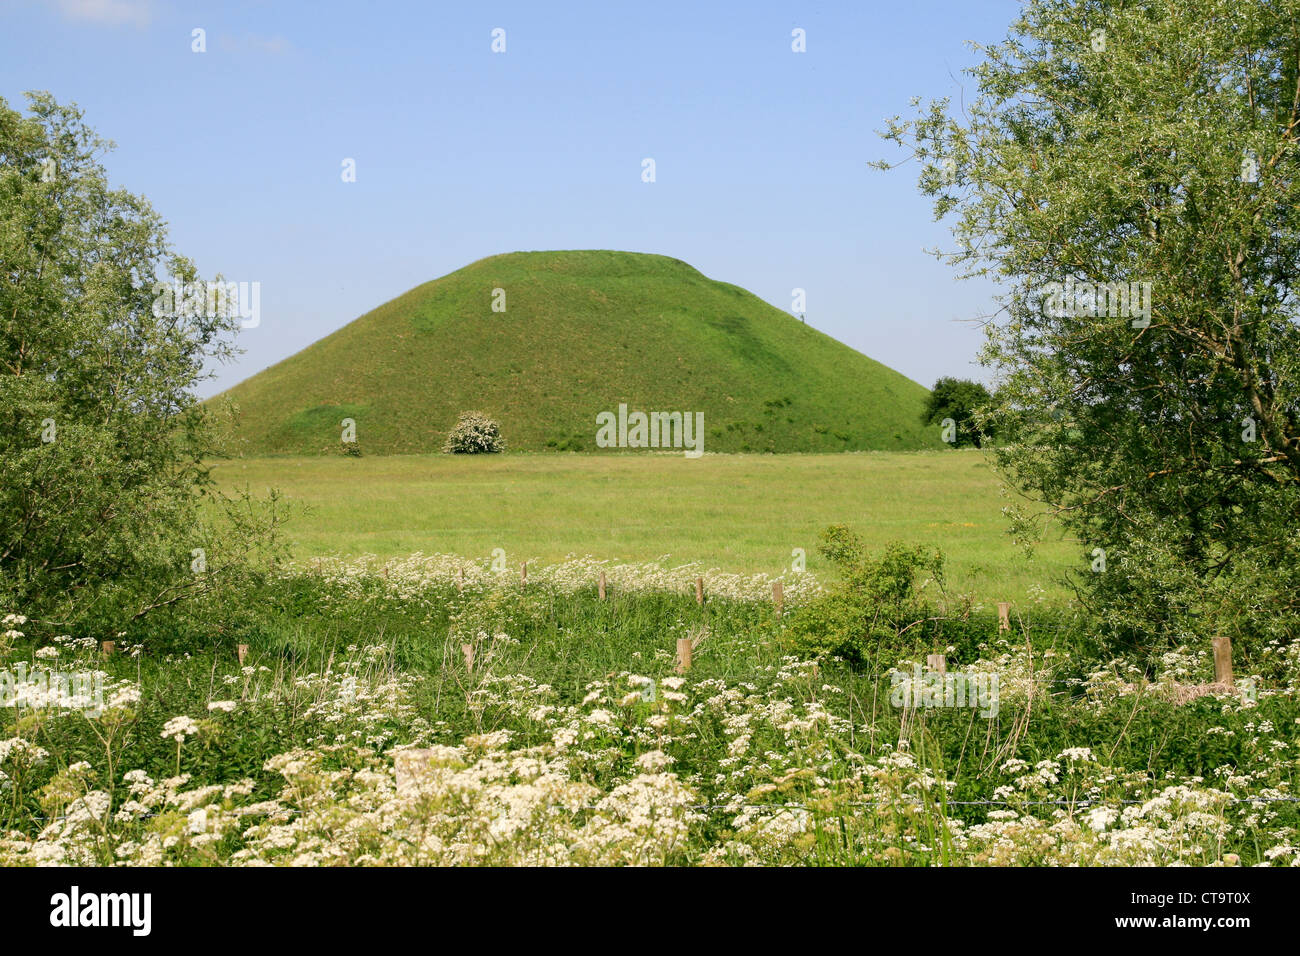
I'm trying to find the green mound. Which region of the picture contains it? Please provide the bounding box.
[213,250,938,455]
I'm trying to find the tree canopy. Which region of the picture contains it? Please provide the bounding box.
[1,93,243,621]
[882,0,1300,647]
[924,377,993,447]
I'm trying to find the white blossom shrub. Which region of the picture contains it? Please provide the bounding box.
[443,412,506,454]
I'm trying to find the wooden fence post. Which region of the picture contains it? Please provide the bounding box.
[598,571,607,601]
[926,653,947,674]
[237,644,249,665]
[773,580,784,617]
[1212,636,1234,688]
[100,641,114,659]
[458,567,464,593]
[998,602,1011,632]
[695,577,704,606]
[462,643,475,674]
[676,637,693,673]
[521,562,527,590]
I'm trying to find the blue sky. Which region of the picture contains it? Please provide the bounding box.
[1,0,1017,397]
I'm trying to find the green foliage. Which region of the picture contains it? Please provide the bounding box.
[443,411,506,454]
[881,0,1300,648]
[545,432,586,451]
[788,525,946,665]
[0,93,249,622]
[924,376,993,447]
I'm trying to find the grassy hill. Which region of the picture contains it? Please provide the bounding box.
[213,250,940,455]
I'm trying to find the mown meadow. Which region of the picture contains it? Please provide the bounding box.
[207,450,1077,604]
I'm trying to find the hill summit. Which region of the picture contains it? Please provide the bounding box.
[213,250,937,455]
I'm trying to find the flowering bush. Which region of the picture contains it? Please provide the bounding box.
[443,412,506,454]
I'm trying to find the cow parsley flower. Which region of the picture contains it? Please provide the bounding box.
[161,716,200,743]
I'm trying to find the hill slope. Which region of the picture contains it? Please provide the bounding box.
[213,251,939,455]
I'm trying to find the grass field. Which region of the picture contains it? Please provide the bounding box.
[209,449,1078,604]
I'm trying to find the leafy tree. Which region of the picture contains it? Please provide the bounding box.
[880,0,1300,648]
[1,93,256,622]
[923,376,993,447]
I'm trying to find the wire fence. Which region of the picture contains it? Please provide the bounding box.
[689,794,1300,812]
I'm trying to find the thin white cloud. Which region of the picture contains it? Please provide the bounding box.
[52,0,153,27]
[216,32,293,55]
[250,34,289,54]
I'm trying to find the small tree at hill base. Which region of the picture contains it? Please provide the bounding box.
[924,377,993,448]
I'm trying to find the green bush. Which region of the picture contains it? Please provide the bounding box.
[788,525,945,666]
